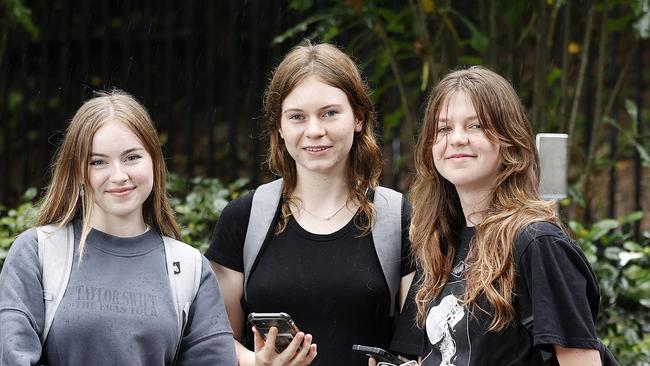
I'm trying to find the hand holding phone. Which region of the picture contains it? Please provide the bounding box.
[248,312,300,353]
[249,313,317,365]
[352,344,405,365]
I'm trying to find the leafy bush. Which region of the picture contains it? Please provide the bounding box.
[0,187,38,265]
[166,173,249,252]
[570,212,650,365]
[0,175,249,267]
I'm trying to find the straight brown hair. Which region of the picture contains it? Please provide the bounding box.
[263,42,382,234]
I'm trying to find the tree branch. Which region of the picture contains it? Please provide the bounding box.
[567,6,595,147]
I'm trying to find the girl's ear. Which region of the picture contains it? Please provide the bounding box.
[355,119,363,133]
[278,129,284,139]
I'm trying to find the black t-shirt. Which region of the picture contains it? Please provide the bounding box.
[391,222,600,366]
[205,188,414,366]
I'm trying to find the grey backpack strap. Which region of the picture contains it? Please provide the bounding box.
[162,236,202,335]
[242,178,283,300]
[163,236,202,366]
[37,224,75,344]
[372,186,403,316]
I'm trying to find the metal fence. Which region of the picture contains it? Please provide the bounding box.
[0,0,294,206]
[0,1,647,234]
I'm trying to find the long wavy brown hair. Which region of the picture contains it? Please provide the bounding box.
[263,42,382,234]
[37,90,181,258]
[410,66,558,331]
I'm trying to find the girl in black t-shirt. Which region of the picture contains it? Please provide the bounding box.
[395,66,602,365]
[207,42,415,366]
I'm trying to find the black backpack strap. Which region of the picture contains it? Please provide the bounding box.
[513,225,555,364]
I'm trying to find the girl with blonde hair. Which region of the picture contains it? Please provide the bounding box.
[392,67,603,365]
[0,90,237,365]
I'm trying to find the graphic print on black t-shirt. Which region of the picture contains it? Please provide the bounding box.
[423,231,471,366]
[392,222,602,366]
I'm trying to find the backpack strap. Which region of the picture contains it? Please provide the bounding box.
[37,224,75,345]
[36,225,201,361]
[242,180,403,316]
[163,236,202,334]
[163,236,202,366]
[513,231,534,333]
[242,178,283,300]
[513,225,556,364]
[372,186,403,316]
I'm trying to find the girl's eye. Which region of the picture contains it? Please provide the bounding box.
[125,154,142,162]
[289,114,304,120]
[322,110,338,118]
[437,125,451,134]
[469,123,482,129]
[89,159,106,166]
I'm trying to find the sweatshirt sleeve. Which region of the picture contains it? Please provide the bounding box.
[177,257,237,365]
[0,228,45,365]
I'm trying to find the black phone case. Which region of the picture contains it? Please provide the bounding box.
[248,312,300,353]
[352,344,403,364]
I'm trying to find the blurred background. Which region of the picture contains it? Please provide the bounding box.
[1,0,649,363]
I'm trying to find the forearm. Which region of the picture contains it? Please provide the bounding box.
[554,345,601,366]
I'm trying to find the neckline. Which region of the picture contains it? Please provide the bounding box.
[74,221,162,257]
[287,214,357,241]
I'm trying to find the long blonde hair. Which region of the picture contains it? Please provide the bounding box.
[37,90,181,258]
[263,42,382,234]
[410,66,557,331]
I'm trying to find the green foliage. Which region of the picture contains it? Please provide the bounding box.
[166,173,249,252]
[0,188,38,265]
[1,178,649,363]
[0,175,250,268]
[570,212,650,365]
[1,0,39,39]
[273,0,650,223]
[631,0,650,39]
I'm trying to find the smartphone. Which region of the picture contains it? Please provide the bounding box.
[352,344,404,365]
[248,312,300,353]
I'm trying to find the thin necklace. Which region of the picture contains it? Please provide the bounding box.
[300,200,348,221]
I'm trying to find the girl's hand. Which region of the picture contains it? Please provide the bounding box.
[253,326,317,366]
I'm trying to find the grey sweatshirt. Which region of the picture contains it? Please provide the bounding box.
[0,224,236,365]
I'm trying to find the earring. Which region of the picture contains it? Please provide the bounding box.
[79,184,85,198]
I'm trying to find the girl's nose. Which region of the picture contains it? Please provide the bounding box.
[449,128,469,146]
[305,118,326,138]
[110,164,129,183]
